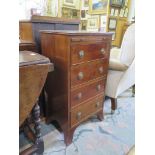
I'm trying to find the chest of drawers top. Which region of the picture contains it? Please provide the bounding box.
[40,30,113,35]
[41,30,113,64]
[40,30,113,44]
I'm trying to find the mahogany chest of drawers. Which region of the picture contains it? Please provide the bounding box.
[41,31,113,145]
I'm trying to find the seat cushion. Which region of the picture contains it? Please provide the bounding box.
[109,58,128,71]
[110,47,121,60]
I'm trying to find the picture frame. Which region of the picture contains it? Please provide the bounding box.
[63,0,76,8]
[125,0,128,6]
[81,0,89,10]
[81,10,86,18]
[114,9,119,16]
[84,0,89,7]
[89,0,108,14]
[100,15,107,28]
[62,7,80,19]
[81,20,87,30]
[110,0,125,8]
[87,16,99,30]
[44,0,58,17]
[72,9,80,18]
[110,8,115,16]
[108,18,117,30]
[62,7,72,18]
[124,7,128,17]
[119,8,124,17]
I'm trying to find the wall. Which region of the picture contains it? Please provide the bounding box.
[128,0,135,22]
[19,0,58,19]
[19,0,81,19]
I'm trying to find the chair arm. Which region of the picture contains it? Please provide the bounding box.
[110,48,121,60]
[109,58,128,71]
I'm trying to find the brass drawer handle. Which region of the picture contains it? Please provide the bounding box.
[77,92,82,100]
[76,112,82,120]
[95,102,100,108]
[98,67,103,74]
[100,48,105,55]
[79,50,84,58]
[96,84,101,91]
[78,72,84,80]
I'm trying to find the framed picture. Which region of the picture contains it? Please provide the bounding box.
[72,9,80,18]
[110,0,125,8]
[81,0,89,9]
[63,0,76,7]
[100,15,107,28]
[89,0,108,14]
[85,10,89,15]
[62,7,72,18]
[81,10,86,18]
[44,0,58,17]
[114,9,119,16]
[125,0,128,6]
[124,7,128,17]
[81,20,87,30]
[62,7,80,19]
[84,0,89,7]
[87,16,99,30]
[119,8,124,17]
[108,18,117,30]
[110,8,115,16]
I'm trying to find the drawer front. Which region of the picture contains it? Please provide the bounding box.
[71,95,103,127]
[71,42,108,65]
[71,36,111,42]
[71,78,105,107]
[71,58,108,87]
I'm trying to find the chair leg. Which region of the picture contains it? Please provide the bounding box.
[132,85,135,97]
[110,98,117,112]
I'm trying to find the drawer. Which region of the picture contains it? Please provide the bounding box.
[71,36,111,42]
[71,42,108,65]
[71,58,108,87]
[71,78,105,107]
[71,95,103,127]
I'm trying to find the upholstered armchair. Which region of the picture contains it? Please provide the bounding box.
[105,23,135,111]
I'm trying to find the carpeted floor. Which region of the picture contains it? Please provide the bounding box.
[19,89,135,155]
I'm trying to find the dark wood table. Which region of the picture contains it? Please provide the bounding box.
[19,40,37,52]
[19,51,54,155]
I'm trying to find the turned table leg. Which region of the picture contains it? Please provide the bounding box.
[33,100,44,155]
[132,85,135,97]
[20,100,44,155]
[111,98,117,113]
